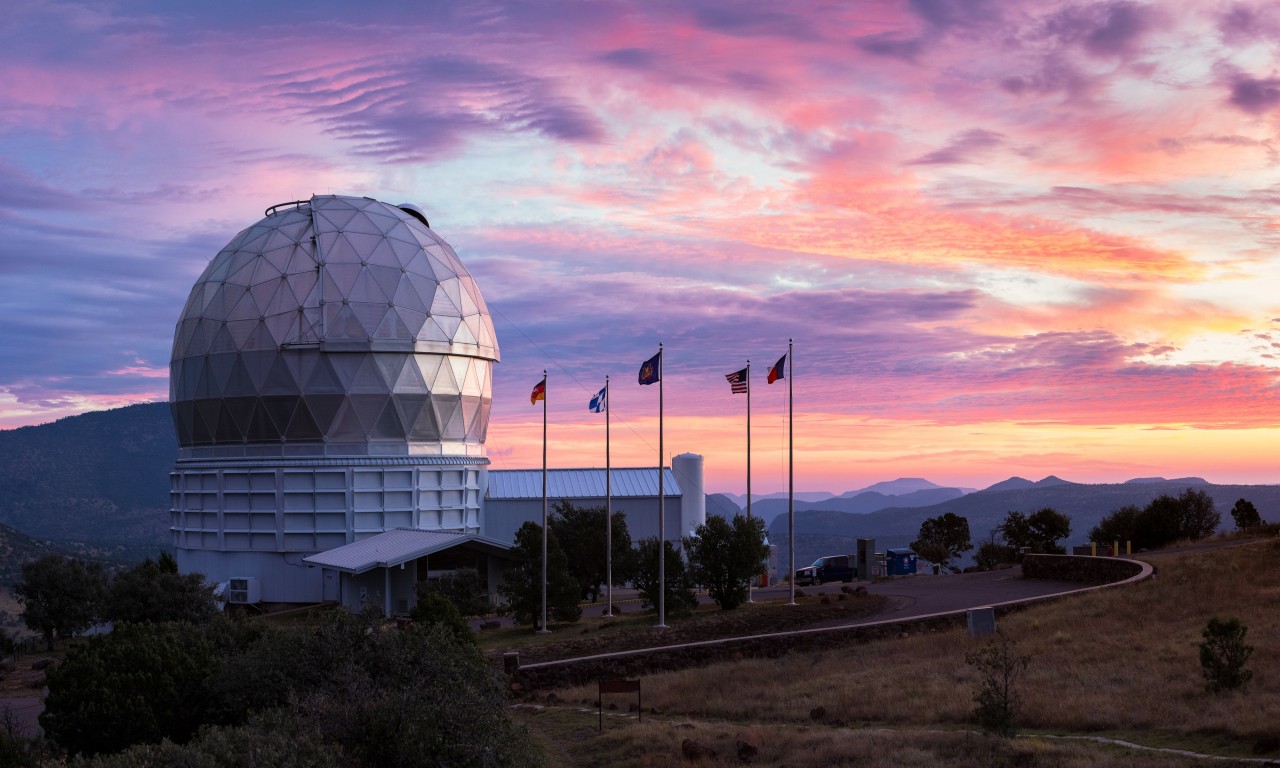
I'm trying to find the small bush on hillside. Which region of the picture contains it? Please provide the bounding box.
[410,587,475,647]
[973,541,1019,571]
[105,552,218,625]
[498,521,581,628]
[965,633,1030,737]
[1231,499,1262,532]
[42,621,218,756]
[1089,489,1220,550]
[1200,616,1253,693]
[685,513,769,610]
[633,537,697,617]
[424,568,495,617]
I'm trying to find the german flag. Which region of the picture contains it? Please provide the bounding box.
[530,378,546,404]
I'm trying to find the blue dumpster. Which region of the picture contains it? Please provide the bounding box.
[885,547,917,575]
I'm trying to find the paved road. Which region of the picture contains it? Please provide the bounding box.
[477,566,1108,629]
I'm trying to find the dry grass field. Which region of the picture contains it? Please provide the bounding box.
[516,538,1280,767]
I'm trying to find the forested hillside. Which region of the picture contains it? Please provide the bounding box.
[0,402,173,555]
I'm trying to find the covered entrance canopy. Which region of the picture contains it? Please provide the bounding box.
[304,528,512,616]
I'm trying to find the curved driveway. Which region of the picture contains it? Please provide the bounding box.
[574,562,1148,628]
[777,567,1105,624]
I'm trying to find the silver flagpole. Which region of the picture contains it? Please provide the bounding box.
[787,340,796,606]
[604,376,613,617]
[746,359,753,603]
[657,343,667,629]
[539,370,550,633]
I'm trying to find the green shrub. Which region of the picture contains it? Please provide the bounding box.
[965,633,1030,737]
[42,621,218,756]
[410,587,475,647]
[1200,616,1253,692]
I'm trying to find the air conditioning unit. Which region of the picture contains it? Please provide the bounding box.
[227,577,261,604]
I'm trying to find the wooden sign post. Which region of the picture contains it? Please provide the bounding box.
[598,678,642,731]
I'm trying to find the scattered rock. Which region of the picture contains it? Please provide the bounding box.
[509,681,524,694]
[682,739,717,761]
[809,706,825,721]
[544,692,560,704]
[608,702,618,710]
[0,659,15,673]
[854,586,868,596]
[30,658,55,671]
[736,739,759,763]
[840,585,854,594]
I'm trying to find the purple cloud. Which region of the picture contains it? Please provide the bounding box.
[910,129,1005,165]
[908,0,1003,30]
[692,6,819,40]
[268,55,604,161]
[1216,3,1280,45]
[1044,1,1155,58]
[598,48,658,70]
[855,33,928,62]
[1228,77,1280,114]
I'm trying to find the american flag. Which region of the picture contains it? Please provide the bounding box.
[725,367,748,394]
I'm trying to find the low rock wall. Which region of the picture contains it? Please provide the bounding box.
[511,614,963,691]
[510,555,1148,693]
[1021,553,1143,583]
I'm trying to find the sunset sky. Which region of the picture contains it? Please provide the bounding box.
[2,1,1279,494]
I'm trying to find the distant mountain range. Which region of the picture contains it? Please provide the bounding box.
[2,405,1277,580]
[756,477,1280,577]
[716,477,977,508]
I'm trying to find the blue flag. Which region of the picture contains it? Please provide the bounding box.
[638,350,661,385]
[589,386,607,413]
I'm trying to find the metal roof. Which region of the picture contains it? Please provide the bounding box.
[303,528,510,574]
[486,468,681,500]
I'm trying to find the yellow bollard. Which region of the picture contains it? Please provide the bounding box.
[1091,541,1097,557]
[1126,540,1131,556]
[1112,540,1119,557]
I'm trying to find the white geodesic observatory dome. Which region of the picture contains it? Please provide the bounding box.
[168,195,500,605]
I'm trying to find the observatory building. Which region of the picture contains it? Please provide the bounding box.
[169,194,705,614]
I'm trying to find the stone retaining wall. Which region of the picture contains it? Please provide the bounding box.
[1021,553,1143,583]
[510,555,1149,693]
[511,614,964,691]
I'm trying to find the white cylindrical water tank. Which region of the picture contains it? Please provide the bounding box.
[672,453,706,534]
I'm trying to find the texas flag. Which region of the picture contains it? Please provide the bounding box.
[767,354,786,384]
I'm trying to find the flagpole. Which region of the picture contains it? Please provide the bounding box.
[787,339,796,606]
[746,359,753,604]
[604,376,613,617]
[657,343,667,629]
[540,369,550,633]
